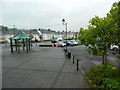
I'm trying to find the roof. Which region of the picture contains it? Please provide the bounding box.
[23,30,39,35]
[9,32,32,39]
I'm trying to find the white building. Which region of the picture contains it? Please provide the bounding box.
[1,26,78,42]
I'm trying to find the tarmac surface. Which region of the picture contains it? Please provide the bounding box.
[68,45,120,72]
[2,45,89,88]
[68,45,102,72]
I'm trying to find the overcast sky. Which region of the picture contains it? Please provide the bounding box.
[1,0,118,32]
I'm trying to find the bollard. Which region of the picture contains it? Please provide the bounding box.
[77,60,79,71]
[73,55,75,64]
[68,51,71,59]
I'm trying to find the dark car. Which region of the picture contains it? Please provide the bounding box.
[30,39,41,43]
[63,40,72,46]
[51,40,57,43]
[35,39,41,42]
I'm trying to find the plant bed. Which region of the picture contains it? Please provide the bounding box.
[86,62,120,89]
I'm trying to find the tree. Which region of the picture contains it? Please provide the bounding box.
[81,16,111,63]
[39,35,43,40]
[108,2,120,54]
[28,35,34,39]
[78,1,120,64]
[1,26,8,33]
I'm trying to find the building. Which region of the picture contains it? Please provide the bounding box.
[0,25,78,42]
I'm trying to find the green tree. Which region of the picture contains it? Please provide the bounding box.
[39,35,43,40]
[1,26,8,33]
[28,34,34,39]
[108,2,120,53]
[78,1,120,64]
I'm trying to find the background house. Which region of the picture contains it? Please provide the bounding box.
[0,25,78,42]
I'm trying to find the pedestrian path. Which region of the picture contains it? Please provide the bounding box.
[107,50,120,68]
[2,46,89,88]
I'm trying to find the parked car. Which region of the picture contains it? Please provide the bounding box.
[0,36,7,43]
[55,41,66,47]
[51,40,57,43]
[70,40,75,46]
[70,40,79,45]
[110,44,118,51]
[35,39,41,42]
[56,38,63,41]
[30,39,41,43]
[63,40,72,46]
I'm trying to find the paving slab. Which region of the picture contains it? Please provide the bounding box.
[17,58,65,72]
[37,52,65,59]
[53,73,88,88]
[53,59,89,88]
[3,69,57,88]
[2,57,29,68]
[2,68,11,74]
[2,46,89,88]
[61,60,78,73]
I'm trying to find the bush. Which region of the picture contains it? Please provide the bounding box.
[28,35,34,39]
[86,62,120,89]
[116,54,120,59]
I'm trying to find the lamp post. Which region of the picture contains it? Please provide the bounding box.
[62,18,67,51]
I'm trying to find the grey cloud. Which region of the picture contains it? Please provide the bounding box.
[2,0,118,31]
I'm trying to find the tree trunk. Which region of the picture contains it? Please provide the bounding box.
[102,55,105,64]
[104,49,107,63]
[102,46,108,64]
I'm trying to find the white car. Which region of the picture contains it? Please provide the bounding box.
[70,40,79,45]
[55,41,66,47]
[56,38,62,41]
[110,45,118,50]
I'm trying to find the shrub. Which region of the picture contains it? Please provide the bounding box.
[86,62,120,89]
[116,54,120,59]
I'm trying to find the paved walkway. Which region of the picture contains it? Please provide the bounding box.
[107,50,120,68]
[2,46,88,88]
